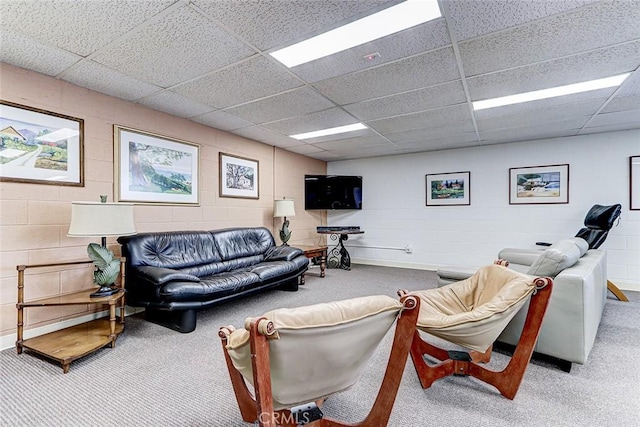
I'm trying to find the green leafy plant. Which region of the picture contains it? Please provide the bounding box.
[87,243,120,286]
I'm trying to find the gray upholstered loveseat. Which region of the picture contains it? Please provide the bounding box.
[437,238,607,371]
[118,227,308,333]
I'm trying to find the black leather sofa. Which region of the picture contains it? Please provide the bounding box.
[117,227,308,332]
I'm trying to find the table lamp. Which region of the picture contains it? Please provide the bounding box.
[68,197,136,297]
[274,198,295,245]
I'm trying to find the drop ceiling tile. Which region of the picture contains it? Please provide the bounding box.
[467,41,640,101]
[367,104,471,134]
[191,110,255,132]
[138,91,213,119]
[393,132,478,149]
[92,5,256,87]
[343,80,466,121]
[311,135,389,151]
[585,109,640,128]
[173,56,303,109]
[384,122,477,143]
[224,87,335,124]
[313,47,459,105]
[193,0,398,51]
[459,1,640,76]
[616,71,640,96]
[262,107,361,135]
[0,0,176,56]
[285,145,326,155]
[601,94,640,113]
[308,151,344,161]
[232,126,300,148]
[62,60,161,101]
[579,123,640,134]
[446,0,599,41]
[0,30,81,77]
[479,119,588,143]
[332,143,405,159]
[476,99,605,132]
[297,128,374,144]
[290,20,451,83]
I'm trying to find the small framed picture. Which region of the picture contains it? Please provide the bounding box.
[509,164,569,205]
[219,152,259,199]
[114,125,199,205]
[426,171,470,206]
[1,100,84,186]
[631,155,640,210]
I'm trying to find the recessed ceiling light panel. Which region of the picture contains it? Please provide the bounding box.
[290,123,367,140]
[271,0,442,68]
[473,73,631,110]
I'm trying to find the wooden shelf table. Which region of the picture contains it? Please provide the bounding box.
[16,260,126,373]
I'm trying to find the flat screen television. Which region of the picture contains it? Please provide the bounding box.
[305,175,362,210]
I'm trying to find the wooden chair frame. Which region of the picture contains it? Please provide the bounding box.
[407,277,553,400]
[219,295,420,427]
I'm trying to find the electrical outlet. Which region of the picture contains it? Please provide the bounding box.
[404,244,413,254]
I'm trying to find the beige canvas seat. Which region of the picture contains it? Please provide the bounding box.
[401,263,553,399]
[219,294,420,427]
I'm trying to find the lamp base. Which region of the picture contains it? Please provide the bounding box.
[90,285,119,298]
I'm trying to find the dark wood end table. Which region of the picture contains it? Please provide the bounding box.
[294,245,328,284]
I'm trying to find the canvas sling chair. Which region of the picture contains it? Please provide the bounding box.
[399,262,553,400]
[219,294,420,427]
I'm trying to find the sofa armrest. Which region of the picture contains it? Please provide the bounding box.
[135,265,201,286]
[264,245,303,261]
[497,247,542,267]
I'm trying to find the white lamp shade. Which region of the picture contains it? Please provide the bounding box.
[68,202,136,237]
[273,199,295,218]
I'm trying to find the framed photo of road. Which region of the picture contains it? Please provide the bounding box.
[0,100,84,186]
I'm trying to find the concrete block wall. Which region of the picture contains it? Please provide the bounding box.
[0,64,326,341]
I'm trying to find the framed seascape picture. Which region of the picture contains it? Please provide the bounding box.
[509,164,569,205]
[0,100,84,186]
[219,152,259,199]
[114,125,199,205]
[631,155,640,210]
[426,171,470,206]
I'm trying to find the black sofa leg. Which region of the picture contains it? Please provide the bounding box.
[278,278,299,292]
[145,309,197,333]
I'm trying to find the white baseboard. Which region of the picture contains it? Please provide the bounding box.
[0,306,144,352]
[351,258,640,293]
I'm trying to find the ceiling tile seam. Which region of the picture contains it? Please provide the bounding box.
[452,0,609,44]
[55,0,191,81]
[365,101,470,124]
[306,44,454,88]
[465,38,640,80]
[185,0,315,93]
[440,1,481,145]
[576,66,640,134]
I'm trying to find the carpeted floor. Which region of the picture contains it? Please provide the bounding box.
[1,264,639,426]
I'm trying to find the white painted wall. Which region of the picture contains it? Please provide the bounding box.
[327,130,640,291]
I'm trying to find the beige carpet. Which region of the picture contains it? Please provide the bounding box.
[1,265,639,426]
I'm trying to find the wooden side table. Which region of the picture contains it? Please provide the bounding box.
[16,259,126,373]
[294,245,327,284]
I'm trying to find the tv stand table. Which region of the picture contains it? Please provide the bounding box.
[317,229,364,270]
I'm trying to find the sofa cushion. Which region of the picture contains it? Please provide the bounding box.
[526,239,581,277]
[212,227,275,261]
[160,271,261,301]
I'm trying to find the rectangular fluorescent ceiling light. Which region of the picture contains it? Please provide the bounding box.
[270,0,442,68]
[290,123,367,140]
[473,73,631,110]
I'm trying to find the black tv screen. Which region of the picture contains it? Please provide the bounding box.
[305,175,362,210]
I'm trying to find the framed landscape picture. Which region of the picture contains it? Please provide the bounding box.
[0,100,84,186]
[114,125,199,205]
[509,164,569,205]
[631,155,640,210]
[426,171,470,206]
[219,152,259,199]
